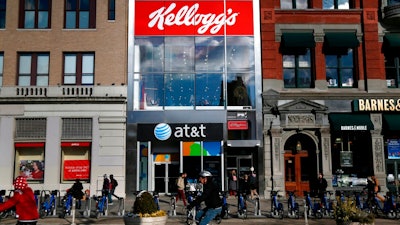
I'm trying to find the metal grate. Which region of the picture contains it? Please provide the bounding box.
[15,118,47,139]
[62,118,92,139]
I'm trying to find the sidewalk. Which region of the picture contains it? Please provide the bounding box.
[0,194,398,224]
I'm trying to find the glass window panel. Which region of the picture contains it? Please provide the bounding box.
[195,36,224,72]
[0,12,5,28]
[385,57,396,67]
[19,56,32,74]
[66,0,77,10]
[283,69,296,88]
[226,37,254,72]
[79,11,89,28]
[0,0,5,10]
[298,69,311,88]
[298,50,311,67]
[24,12,35,28]
[82,54,94,73]
[64,55,76,74]
[227,74,254,107]
[165,37,194,72]
[25,0,36,10]
[38,0,49,10]
[134,37,164,73]
[80,0,90,10]
[296,0,308,9]
[283,55,295,68]
[195,73,223,106]
[325,55,338,67]
[338,0,349,9]
[36,76,48,86]
[323,0,334,9]
[109,12,115,20]
[82,74,93,84]
[38,11,48,28]
[140,74,164,107]
[164,73,194,107]
[341,68,354,87]
[37,54,49,74]
[281,0,293,9]
[66,12,76,28]
[326,68,339,87]
[0,54,3,73]
[341,49,353,67]
[19,76,31,86]
[64,75,76,84]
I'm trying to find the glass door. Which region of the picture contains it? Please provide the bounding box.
[154,163,180,194]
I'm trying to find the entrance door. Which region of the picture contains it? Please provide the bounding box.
[154,163,179,194]
[284,151,309,196]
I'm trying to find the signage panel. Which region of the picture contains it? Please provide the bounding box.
[353,99,400,112]
[135,0,254,36]
[388,139,400,159]
[137,123,223,141]
[227,120,248,130]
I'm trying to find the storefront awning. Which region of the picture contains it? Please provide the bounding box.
[281,33,315,48]
[324,32,359,48]
[383,114,400,130]
[384,33,400,47]
[329,114,374,131]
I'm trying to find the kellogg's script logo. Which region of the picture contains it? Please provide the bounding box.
[148,3,239,34]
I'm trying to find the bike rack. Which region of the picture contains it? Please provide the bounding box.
[169,196,176,216]
[303,199,309,225]
[117,197,125,216]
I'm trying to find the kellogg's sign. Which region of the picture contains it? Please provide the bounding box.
[135,0,254,36]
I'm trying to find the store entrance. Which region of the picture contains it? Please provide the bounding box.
[284,151,309,196]
[154,163,179,194]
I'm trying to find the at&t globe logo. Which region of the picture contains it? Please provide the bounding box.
[154,123,172,141]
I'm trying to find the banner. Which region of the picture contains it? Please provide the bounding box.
[63,160,90,180]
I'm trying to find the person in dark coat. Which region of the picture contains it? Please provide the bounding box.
[69,179,84,209]
[316,172,328,201]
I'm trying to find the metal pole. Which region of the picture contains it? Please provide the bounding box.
[71,197,76,225]
[303,199,308,225]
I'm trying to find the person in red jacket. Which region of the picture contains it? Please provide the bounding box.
[0,176,39,225]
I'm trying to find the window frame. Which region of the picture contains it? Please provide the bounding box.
[385,53,400,88]
[280,0,309,9]
[108,0,115,21]
[18,52,50,86]
[64,0,96,29]
[19,0,51,29]
[282,48,313,88]
[0,0,5,28]
[322,0,351,9]
[325,48,355,88]
[63,52,95,85]
[0,52,3,86]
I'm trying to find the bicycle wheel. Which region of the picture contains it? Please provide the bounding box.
[39,209,46,219]
[0,211,7,219]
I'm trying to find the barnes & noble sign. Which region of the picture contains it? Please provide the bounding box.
[353,98,400,112]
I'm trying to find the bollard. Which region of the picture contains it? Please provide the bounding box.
[71,197,76,225]
[254,197,261,216]
[303,199,308,225]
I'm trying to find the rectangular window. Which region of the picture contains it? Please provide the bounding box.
[65,0,96,29]
[20,0,51,29]
[63,53,94,85]
[283,48,312,88]
[326,48,355,88]
[61,142,91,182]
[15,145,45,182]
[281,0,308,9]
[0,53,3,86]
[18,53,49,86]
[108,0,115,20]
[0,0,5,28]
[385,54,400,88]
[323,0,350,9]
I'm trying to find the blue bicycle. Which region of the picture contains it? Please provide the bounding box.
[59,191,73,218]
[95,190,108,219]
[287,190,299,219]
[304,191,322,219]
[0,190,16,219]
[40,190,58,218]
[369,192,396,219]
[237,191,247,219]
[270,190,283,219]
[220,191,229,219]
[320,191,334,218]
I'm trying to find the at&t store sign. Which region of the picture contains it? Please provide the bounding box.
[138,123,223,141]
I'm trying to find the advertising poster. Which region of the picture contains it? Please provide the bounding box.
[19,160,45,181]
[340,151,353,167]
[388,139,400,159]
[63,160,90,180]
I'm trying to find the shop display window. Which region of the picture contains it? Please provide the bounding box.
[15,142,45,182]
[61,142,91,182]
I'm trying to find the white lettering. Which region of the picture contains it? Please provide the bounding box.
[173,124,207,138]
[148,3,239,34]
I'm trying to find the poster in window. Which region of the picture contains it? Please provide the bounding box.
[388,139,400,159]
[340,151,353,167]
[19,160,44,181]
[63,160,90,180]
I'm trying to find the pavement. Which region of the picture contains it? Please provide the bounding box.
[0,194,399,224]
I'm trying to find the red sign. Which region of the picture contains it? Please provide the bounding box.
[135,0,254,36]
[61,142,91,147]
[227,120,248,130]
[63,160,90,180]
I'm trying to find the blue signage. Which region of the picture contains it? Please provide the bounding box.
[388,139,400,159]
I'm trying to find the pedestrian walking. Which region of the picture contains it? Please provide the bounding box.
[109,174,119,204]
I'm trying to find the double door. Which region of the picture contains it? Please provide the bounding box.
[154,163,179,194]
[284,151,310,197]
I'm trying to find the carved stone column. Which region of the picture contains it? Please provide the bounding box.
[370,114,386,191]
[320,127,333,189]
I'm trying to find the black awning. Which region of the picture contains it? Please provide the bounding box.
[384,33,400,47]
[383,114,400,131]
[328,114,374,131]
[281,33,315,48]
[324,32,359,48]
